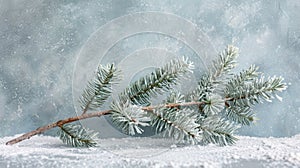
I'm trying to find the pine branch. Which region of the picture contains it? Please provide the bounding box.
[189,75,216,102]
[226,76,287,106]
[226,65,259,88]
[6,45,288,148]
[79,64,120,114]
[202,94,224,115]
[118,57,194,106]
[149,107,201,144]
[110,101,151,135]
[189,46,240,106]
[5,110,111,145]
[224,75,286,125]
[5,101,208,146]
[58,124,98,147]
[212,45,239,79]
[225,105,256,125]
[198,116,238,146]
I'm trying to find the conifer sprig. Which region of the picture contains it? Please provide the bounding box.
[118,57,194,106]
[79,64,120,114]
[110,101,151,135]
[198,116,238,146]
[225,105,255,125]
[226,76,287,106]
[58,124,98,147]
[226,65,259,88]
[5,45,288,148]
[213,45,239,79]
[149,107,201,144]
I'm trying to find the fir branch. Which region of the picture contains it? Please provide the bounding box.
[225,105,256,125]
[5,101,210,146]
[163,91,185,104]
[212,45,239,79]
[226,65,259,88]
[58,124,98,147]
[189,75,216,102]
[110,101,151,135]
[5,110,111,145]
[118,57,194,106]
[189,46,239,105]
[149,107,201,144]
[202,94,224,115]
[226,76,287,106]
[6,45,288,148]
[79,64,120,114]
[198,116,238,146]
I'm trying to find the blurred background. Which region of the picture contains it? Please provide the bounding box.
[0,0,299,138]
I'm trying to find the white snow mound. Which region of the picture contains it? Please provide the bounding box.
[0,134,300,168]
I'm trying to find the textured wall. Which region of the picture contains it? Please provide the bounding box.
[0,0,299,137]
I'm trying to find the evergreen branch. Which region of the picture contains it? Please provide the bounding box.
[79,64,120,114]
[58,124,98,147]
[149,107,201,144]
[163,91,185,104]
[5,100,210,146]
[190,46,239,105]
[198,116,238,146]
[224,75,286,125]
[189,75,216,102]
[6,45,288,148]
[118,57,194,106]
[140,91,201,144]
[110,101,151,135]
[202,94,225,115]
[226,76,287,106]
[226,65,259,89]
[225,105,256,125]
[6,110,111,145]
[212,45,239,79]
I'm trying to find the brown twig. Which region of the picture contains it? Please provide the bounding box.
[6,100,226,146]
[6,110,112,145]
[142,101,207,111]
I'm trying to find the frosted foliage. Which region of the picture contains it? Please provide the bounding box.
[0,0,299,139]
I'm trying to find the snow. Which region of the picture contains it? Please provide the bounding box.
[0,134,299,168]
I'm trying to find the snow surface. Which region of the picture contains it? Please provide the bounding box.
[0,134,300,168]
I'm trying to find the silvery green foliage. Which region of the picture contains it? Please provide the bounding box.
[110,101,151,135]
[202,94,224,115]
[63,45,286,147]
[189,75,216,102]
[186,45,285,145]
[189,46,239,108]
[226,65,259,87]
[149,92,201,144]
[225,75,287,125]
[79,64,120,113]
[118,57,194,106]
[198,116,238,146]
[58,124,98,147]
[110,46,286,146]
[149,107,201,144]
[212,45,239,79]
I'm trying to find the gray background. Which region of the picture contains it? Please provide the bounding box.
[0,0,299,138]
